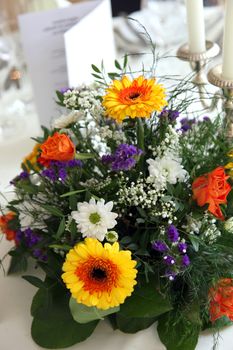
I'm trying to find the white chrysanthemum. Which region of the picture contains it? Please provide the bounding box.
[147,156,188,188]
[53,111,83,129]
[72,198,118,241]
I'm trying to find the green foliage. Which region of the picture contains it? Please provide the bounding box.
[157,310,201,350]
[69,297,119,324]
[119,276,172,319]
[31,281,98,348]
[115,314,157,333]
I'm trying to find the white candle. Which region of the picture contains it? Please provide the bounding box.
[185,0,206,53]
[222,0,233,80]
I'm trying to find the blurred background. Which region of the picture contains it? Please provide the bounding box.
[0,0,224,145]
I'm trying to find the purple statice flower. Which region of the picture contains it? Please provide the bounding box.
[167,225,179,242]
[19,171,29,180]
[42,168,57,181]
[152,241,168,252]
[163,255,176,265]
[102,144,142,171]
[67,159,82,168]
[58,168,67,183]
[158,108,179,122]
[24,228,41,248]
[165,269,177,281]
[203,116,211,122]
[33,248,48,262]
[180,118,196,133]
[16,229,24,242]
[60,87,73,94]
[182,254,190,267]
[178,242,187,254]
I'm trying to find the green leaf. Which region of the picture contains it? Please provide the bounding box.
[116,313,157,333]
[49,244,72,251]
[22,275,45,289]
[69,297,119,324]
[8,252,28,274]
[123,55,128,68]
[41,204,64,217]
[91,64,101,73]
[55,217,66,238]
[114,60,122,70]
[17,183,38,194]
[92,73,103,80]
[189,235,199,252]
[60,189,86,198]
[157,311,200,350]
[119,277,172,318]
[75,153,95,160]
[31,284,98,348]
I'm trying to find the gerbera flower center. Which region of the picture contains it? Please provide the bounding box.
[89,212,101,224]
[91,267,107,281]
[75,257,119,293]
[128,92,141,100]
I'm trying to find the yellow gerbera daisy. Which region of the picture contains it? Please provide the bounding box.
[62,238,137,310]
[102,75,167,123]
[22,143,41,171]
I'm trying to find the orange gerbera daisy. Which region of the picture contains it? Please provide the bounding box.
[209,278,233,322]
[62,238,137,310]
[102,75,167,123]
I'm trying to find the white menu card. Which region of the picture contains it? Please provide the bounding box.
[19,0,115,126]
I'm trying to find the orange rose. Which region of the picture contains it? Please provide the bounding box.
[39,132,75,164]
[209,278,233,322]
[192,166,231,220]
[0,212,17,242]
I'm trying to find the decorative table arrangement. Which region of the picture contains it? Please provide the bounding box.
[2,1,233,350]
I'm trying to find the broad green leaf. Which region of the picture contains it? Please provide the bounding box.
[157,311,200,350]
[31,284,98,348]
[17,183,38,194]
[119,277,172,318]
[116,313,157,333]
[69,297,119,324]
[8,252,28,275]
[22,275,45,289]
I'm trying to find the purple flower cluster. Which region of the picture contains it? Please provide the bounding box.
[41,159,82,182]
[180,118,196,132]
[152,224,190,281]
[158,108,180,122]
[102,144,142,171]
[16,228,47,261]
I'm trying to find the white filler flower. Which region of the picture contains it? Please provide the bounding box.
[53,111,83,129]
[72,198,118,241]
[147,155,188,188]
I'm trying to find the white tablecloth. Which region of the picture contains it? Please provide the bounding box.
[0,115,233,350]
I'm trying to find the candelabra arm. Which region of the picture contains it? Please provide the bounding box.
[177,41,220,111]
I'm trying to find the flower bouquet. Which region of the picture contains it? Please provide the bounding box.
[1,55,233,350]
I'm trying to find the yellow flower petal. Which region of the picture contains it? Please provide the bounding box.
[62,238,137,310]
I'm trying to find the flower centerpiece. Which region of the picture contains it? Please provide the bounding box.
[1,56,233,350]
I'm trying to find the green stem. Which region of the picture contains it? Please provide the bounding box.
[137,118,145,151]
